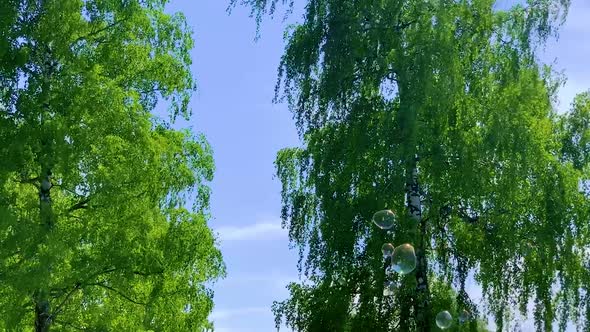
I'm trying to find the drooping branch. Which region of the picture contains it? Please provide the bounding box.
[359,19,418,34]
[455,204,510,225]
[67,198,90,212]
[48,267,118,310]
[49,265,164,314]
[87,282,147,306]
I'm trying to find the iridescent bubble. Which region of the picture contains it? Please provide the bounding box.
[381,243,394,257]
[383,281,395,297]
[436,310,453,329]
[372,209,396,230]
[458,309,470,323]
[391,243,416,275]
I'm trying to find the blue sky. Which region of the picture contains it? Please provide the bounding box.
[162,1,590,331]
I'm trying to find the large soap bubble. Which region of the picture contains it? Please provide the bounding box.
[391,243,416,275]
[372,209,396,230]
[381,243,394,257]
[436,311,453,329]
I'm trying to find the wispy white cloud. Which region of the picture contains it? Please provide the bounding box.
[210,307,270,321]
[220,271,297,291]
[215,220,286,242]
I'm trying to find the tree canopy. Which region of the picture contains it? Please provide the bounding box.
[236,0,590,331]
[0,0,224,330]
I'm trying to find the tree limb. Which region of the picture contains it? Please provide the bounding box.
[51,283,81,317]
[52,185,85,197]
[67,198,91,212]
[457,206,479,224]
[48,266,161,315]
[70,17,130,46]
[360,19,418,33]
[87,282,147,306]
[133,269,165,277]
[19,177,40,188]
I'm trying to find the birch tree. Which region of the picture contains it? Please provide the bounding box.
[235,0,590,331]
[0,1,224,330]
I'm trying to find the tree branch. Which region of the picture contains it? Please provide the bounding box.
[52,185,83,197]
[19,177,40,188]
[48,266,162,315]
[67,198,90,212]
[49,267,117,306]
[87,282,147,306]
[71,17,130,46]
[85,267,118,282]
[457,206,479,224]
[360,19,418,33]
[51,283,81,317]
[133,269,165,277]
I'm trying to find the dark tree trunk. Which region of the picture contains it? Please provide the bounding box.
[35,27,55,331]
[34,300,51,332]
[408,163,432,332]
[35,170,54,331]
[415,217,432,332]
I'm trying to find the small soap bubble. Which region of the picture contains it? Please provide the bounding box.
[372,209,396,230]
[383,281,395,297]
[436,310,453,329]
[458,309,470,323]
[381,243,394,257]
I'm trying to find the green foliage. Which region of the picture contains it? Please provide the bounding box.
[0,0,223,331]
[560,92,590,170]
[240,0,590,331]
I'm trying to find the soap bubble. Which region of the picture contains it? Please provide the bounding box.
[391,243,416,275]
[436,311,453,329]
[372,209,396,230]
[458,309,470,323]
[381,243,394,257]
[383,281,395,297]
